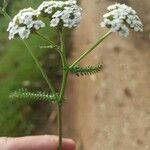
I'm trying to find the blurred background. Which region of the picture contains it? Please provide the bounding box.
[0,0,150,150]
[0,0,65,136]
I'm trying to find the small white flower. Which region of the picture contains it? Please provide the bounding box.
[100,3,143,37]
[37,0,82,28]
[33,20,45,30]
[50,18,60,27]
[7,8,45,40]
[18,27,31,39]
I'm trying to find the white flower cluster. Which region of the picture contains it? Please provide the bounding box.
[7,0,81,40]
[37,0,82,28]
[7,8,45,40]
[100,3,143,37]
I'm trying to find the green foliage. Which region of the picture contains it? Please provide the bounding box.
[0,0,59,136]
[69,64,103,76]
[10,88,58,103]
[0,7,3,14]
[0,0,71,137]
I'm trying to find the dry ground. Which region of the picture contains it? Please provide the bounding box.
[62,0,150,150]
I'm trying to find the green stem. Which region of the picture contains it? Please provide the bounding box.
[1,10,11,21]
[57,29,68,150]
[57,104,62,150]
[23,40,56,94]
[70,30,112,68]
[59,29,68,102]
[35,31,58,49]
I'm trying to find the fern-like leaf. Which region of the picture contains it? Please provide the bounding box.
[40,45,54,49]
[10,88,58,103]
[69,64,103,76]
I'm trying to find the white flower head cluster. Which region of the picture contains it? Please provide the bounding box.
[100,3,143,37]
[37,0,82,28]
[7,8,45,40]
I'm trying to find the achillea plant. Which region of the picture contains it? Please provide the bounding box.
[0,0,143,149]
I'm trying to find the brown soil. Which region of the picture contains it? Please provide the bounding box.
[63,0,150,150]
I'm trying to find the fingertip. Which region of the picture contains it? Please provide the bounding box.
[41,135,76,150]
[63,139,76,150]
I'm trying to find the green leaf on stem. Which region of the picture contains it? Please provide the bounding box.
[40,45,55,49]
[68,63,103,76]
[10,88,58,103]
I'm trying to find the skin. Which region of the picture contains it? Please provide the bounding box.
[0,135,76,150]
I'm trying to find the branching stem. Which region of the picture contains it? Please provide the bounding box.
[70,30,112,68]
[35,31,58,49]
[1,9,11,21]
[23,40,56,95]
[1,10,56,95]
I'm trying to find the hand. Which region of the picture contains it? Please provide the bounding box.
[0,135,76,150]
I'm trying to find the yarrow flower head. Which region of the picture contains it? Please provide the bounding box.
[100,3,143,37]
[7,8,45,40]
[37,0,82,28]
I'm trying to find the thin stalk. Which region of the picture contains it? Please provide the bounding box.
[57,29,68,150]
[70,30,112,68]
[23,40,56,94]
[59,29,68,102]
[1,10,11,21]
[2,11,56,94]
[35,31,58,49]
[57,104,62,150]
[2,10,56,95]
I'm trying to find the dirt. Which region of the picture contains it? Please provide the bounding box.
[62,0,150,150]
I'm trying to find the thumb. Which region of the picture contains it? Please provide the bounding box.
[0,135,76,150]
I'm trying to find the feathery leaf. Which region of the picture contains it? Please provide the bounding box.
[40,45,54,49]
[10,88,58,103]
[68,64,103,76]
